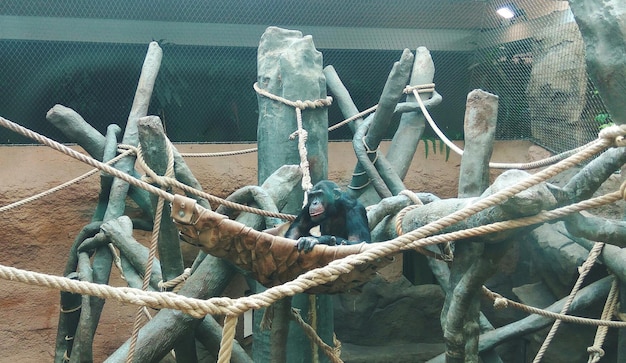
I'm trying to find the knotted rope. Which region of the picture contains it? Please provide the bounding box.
[587,278,619,363]
[126,141,175,363]
[158,268,192,293]
[532,241,605,363]
[254,82,333,204]
[3,115,626,361]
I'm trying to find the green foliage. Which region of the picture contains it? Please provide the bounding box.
[422,138,451,161]
[595,113,613,130]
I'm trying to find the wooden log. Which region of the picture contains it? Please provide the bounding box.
[138,116,196,361]
[323,65,363,134]
[570,234,626,283]
[100,217,163,290]
[256,26,328,196]
[215,185,283,228]
[46,104,106,160]
[563,146,626,202]
[256,26,332,363]
[45,106,153,216]
[349,49,414,200]
[137,116,184,282]
[458,89,499,197]
[427,276,613,362]
[105,165,300,362]
[69,252,95,363]
[387,47,436,180]
[104,252,237,363]
[54,222,101,362]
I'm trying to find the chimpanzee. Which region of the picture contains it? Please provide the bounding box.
[286,180,371,253]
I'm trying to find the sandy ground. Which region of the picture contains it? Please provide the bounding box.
[0,140,545,362]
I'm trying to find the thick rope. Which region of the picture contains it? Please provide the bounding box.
[292,107,314,204]
[3,116,626,361]
[253,82,333,110]
[254,82,333,203]
[127,141,175,363]
[217,315,238,363]
[587,278,619,363]
[328,105,378,132]
[406,85,591,170]
[1,118,623,311]
[3,176,626,321]
[532,241,605,363]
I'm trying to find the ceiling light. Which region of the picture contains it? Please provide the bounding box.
[496,6,516,19]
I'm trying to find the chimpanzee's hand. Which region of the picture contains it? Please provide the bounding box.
[296,237,320,253]
[296,236,339,253]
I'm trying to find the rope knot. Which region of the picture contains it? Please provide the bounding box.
[586,346,604,357]
[294,100,307,110]
[289,129,308,141]
[253,82,333,110]
[598,124,626,147]
[493,296,508,309]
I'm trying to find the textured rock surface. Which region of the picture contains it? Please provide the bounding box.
[526,13,590,150]
[334,276,445,346]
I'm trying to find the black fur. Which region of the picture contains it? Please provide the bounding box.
[286,180,371,252]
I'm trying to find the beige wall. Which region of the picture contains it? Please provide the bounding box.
[0,140,543,361]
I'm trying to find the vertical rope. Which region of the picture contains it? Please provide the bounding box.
[292,106,313,206]
[217,315,239,363]
[587,278,619,363]
[126,142,175,363]
[532,242,605,363]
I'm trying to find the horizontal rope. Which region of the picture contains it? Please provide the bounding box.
[2,115,626,327]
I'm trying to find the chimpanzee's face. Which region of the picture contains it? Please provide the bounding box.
[308,191,327,222]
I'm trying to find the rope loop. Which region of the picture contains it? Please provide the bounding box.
[403,83,436,95]
[158,268,192,292]
[253,82,332,110]
[587,347,604,359]
[135,142,178,190]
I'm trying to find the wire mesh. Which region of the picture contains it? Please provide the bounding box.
[0,0,609,153]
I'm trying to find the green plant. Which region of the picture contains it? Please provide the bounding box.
[422,138,451,161]
[595,113,613,130]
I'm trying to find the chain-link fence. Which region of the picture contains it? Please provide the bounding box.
[0,0,608,153]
